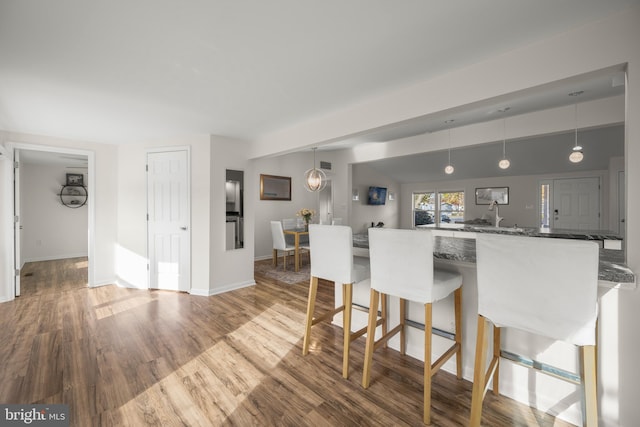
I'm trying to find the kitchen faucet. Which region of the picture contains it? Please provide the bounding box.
[488,200,503,227]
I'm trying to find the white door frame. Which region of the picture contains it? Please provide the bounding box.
[146,146,191,291]
[5,142,96,300]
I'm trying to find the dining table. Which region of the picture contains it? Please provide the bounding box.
[283,229,309,272]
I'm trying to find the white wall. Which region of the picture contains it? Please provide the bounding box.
[351,163,400,234]
[115,135,213,295]
[208,135,255,294]
[399,169,611,230]
[21,162,88,262]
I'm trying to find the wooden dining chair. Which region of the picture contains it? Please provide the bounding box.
[471,234,600,427]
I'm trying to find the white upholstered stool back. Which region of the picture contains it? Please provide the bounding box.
[363,228,463,424]
[470,234,600,426]
[303,224,371,379]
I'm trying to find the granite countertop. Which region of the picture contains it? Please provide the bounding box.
[353,233,636,288]
[421,224,623,241]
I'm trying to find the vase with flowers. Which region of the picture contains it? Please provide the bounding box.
[296,208,315,231]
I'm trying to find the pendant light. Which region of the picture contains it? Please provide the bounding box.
[569,103,584,163]
[498,118,510,169]
[304,147,327,192]
[444,128,454,174]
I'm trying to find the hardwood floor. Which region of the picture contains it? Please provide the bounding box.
[0,257,575,426]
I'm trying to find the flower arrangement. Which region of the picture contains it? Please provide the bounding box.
[296,208,315,225]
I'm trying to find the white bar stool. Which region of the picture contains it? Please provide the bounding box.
[470,234,599,427]
[362,228,463,425]
[303,224,374,379]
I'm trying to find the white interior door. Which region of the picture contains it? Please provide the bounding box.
[552,177,600,230]
[318,180,332,224]
[147,150,190,291]
[13,150,21,297]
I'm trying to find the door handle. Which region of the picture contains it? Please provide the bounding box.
[180,226,188,230]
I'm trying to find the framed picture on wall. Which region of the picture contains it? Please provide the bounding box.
[260,174,291,200]
[66,173,84,186]
[475,187,509,205]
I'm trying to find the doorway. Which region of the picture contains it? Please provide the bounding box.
[541,176,601,230]
[7,143,95,300]
[318,179,333,225]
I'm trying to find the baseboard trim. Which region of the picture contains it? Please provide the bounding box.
[191,279,256,297]
[23,254,88,264]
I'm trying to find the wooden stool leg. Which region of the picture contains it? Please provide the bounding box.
[424,302,433,425]
[342,283,353,379]
[302,276,318,355]
[581,345,598,427]
[400,298,407,355]
[454,287,463,379]
[381,293,388,349]
[492,326,501,395]
[470,315,490,427]
[272,249,277,266]
[362,288,380,389]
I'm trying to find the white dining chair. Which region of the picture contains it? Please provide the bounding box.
[362,228,463,425]
[470,234,599,427]
[362,228,462,424]
[303,224,375,379]
[270,220,296,271]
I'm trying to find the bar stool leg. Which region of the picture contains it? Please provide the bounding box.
[400,298,407,355]
[381,293,388,349]
[272,249,277,267]
[454,287,463,379]
[581,345,598,427]
[342,283,353,378]
[424,302,433,425]
[470,315,490,427]
[302,276,319,355]
[362,288,381,389]
[492,326,501,395]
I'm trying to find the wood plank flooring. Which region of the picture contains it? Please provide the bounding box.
[0,257,576,426]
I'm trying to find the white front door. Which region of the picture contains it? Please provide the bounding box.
[147,150,190,291]
[552,177,600,230]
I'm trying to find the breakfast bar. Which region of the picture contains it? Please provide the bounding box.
[343,229,635,425]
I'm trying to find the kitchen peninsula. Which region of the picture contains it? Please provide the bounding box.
[344,227,635,425]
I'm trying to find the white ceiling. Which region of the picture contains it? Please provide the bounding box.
[0,0,637,146]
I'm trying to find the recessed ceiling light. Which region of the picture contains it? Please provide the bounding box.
[568,91,584,97]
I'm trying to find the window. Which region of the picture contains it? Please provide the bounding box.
[413,190,464,227]
[540,182,551,228]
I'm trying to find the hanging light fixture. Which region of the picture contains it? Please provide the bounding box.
[304,147,327,192]
[569,103,584,163]
[444,128,454,174]
[498,118,510,169]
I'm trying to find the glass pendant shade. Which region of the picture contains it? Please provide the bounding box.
[498,119,510,169]
[304,167,327,191]
[304,148,327,192]
[569,104,584,163]
[444,129,454,174]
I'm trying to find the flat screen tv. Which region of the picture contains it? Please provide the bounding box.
[367,186,387,205]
